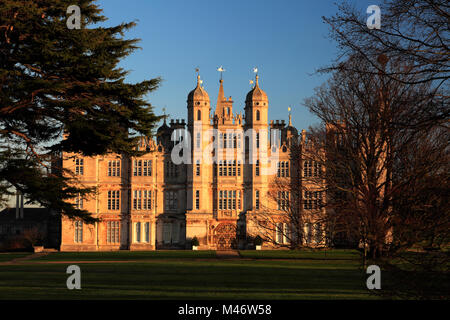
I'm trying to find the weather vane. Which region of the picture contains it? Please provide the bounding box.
[253,67,258,76]
[217,66,225,80]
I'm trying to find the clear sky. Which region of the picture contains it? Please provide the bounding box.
[3,0,378,209]
[95,0,375,131]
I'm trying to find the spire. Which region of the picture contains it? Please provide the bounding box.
[217,79,225,102]
[255,74,259,87]
[215,79,226,116]
[196,74,201,87]
[215,78,233,118]
[288,106,292,126]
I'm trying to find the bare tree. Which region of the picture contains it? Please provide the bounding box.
[322,0,449,86]
[305,54,448,261]
[248,140,329,249]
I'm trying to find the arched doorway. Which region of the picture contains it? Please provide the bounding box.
[214,223,236,250]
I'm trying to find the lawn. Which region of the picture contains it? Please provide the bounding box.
[239,249,360,260]
[0,252,32,263]
[33,250,217,261]
[0,250,382,299]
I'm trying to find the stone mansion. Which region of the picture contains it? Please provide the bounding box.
[60,74,327,251]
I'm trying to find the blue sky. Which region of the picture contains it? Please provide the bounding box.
[97,0,375,131]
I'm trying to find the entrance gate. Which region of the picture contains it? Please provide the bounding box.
[214,223,236,250]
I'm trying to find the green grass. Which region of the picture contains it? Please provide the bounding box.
[239,249,360,260]
[0,252,32,263]
[34,250,217,261]
[0,250,377,300]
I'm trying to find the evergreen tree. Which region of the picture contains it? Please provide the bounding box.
[0,0,161,222]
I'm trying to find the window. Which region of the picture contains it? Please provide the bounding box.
[218,160,238,177]
[144,190,152,210]
[276,223,283,243]
[108,190,120,211]
[74,221,83,243]
[196,132,201,149]
[283,223,289,244]
[218,190,238,211]
[277,191,290,211]
[304,160,321,178]
[196,160,200,176]
[313,161,322,177]
[303,160,312,177]
[238,191,241,210]
[143,160,152,176]
[197,110,201,121]
[108,160,120,177]
[255,160,260,176]
[277,161,290,177]
[306,223,313,244]
[75,193,83,209]
[172,223,179,243]
[165,161,178,178]
[135,222,141,243]
[256,132,260,149]
[303,191,323,210]
[163,223,171,244]
[232,190,236,210]
[237,161,241,176]
[256,110,260,121]
[165,191,178,210]
[107,221,120,243]
[144,222,150,243]
[276,223,289,244]
[315,223,322,244]
[134,160,152,176]
[195,190,200,210]
[134,190,142,210]
[255,190,260,210]
[133,190,152,210]
[75,158,84,175]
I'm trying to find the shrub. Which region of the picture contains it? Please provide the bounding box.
[191,236,199,246]
[254,235,263,246]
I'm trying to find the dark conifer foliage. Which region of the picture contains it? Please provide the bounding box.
[0,0,161,222]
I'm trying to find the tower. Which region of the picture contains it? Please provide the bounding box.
[186,74,213,215]
[244,74,268,130]
[187,74,210,127]
[243,74,269,214]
